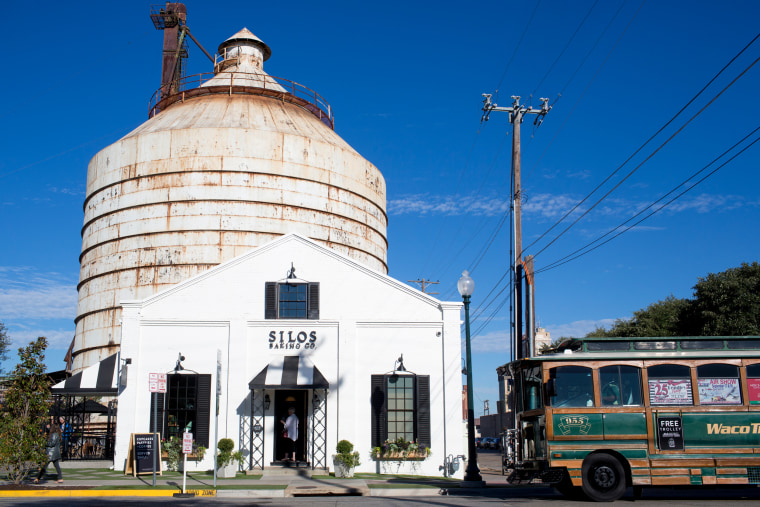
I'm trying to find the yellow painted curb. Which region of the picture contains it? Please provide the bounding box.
[0,489,216,498]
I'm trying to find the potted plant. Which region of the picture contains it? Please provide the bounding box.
[216,438,243,478]
[161,436,207,471]
[371,438,430,460]
[333,439,361,478]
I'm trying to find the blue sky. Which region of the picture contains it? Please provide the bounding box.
[1,1,759,416]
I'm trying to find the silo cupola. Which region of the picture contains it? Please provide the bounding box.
[204,28,284,91]
[214,27,272,73]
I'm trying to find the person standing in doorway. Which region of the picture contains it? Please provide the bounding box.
[34,421,63,484]
[280,406,298,462]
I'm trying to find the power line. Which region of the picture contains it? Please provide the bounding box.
[530,51,760,261]
[526,30,760,253]
[431,132,511,279]
[494,0,543,95]
[0,125,138,180]
[536,126,760,274]
[420,125,485,271]
[463,30,760,338]
[530,0,601,97]
[526,0,635,178]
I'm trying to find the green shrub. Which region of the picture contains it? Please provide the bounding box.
[217,438,243,469]
[334,439,360,469]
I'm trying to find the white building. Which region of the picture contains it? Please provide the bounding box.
[53,10,466,477]
[113,233,465,475]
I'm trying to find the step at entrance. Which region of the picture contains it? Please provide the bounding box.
[258,461,316,478]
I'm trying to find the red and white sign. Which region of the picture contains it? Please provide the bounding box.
[182,432,193,454]
[649,379,693,405]
[149,373,167,393]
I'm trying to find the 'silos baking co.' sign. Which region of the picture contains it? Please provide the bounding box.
[269,330,318,350]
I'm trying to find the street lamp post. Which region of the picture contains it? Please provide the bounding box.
[458,270,483,483]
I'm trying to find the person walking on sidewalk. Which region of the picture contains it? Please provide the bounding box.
[59,416,72,460]
[34,421,63,483]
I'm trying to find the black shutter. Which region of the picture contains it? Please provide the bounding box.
[149,392,165,436]
[370,375,387,447]
[416,375,431,449]
[195,374,211,448]
[265,282,277,319]
[308,282,320,320]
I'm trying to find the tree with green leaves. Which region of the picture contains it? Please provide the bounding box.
[584,263,760,338]
[588,296,690,338]
[686,262,760,336]
[0,337,50,484]
[0,321,10,376]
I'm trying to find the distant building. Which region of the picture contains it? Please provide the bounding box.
[535,327,552,354]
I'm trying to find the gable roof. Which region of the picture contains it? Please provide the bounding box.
[122,233,458,311]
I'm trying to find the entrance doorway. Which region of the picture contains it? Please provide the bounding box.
[274,390,306,463]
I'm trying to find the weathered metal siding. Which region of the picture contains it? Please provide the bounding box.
[74,93,387,371]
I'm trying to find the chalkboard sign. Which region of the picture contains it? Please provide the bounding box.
[126,433,162,476]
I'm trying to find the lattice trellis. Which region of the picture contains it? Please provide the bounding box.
[249,389,266,470]
[238,392,251,471]
[310,388,328,469]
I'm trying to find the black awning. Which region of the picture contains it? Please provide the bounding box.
[249,355,328,389]
[51,353,119,395]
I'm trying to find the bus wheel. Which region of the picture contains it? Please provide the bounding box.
[581,454,626,502]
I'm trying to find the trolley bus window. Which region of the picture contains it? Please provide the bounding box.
[549,366,594,407]
[727,339,760,349]
[634,340,676,351]
[522,366,542,411]
[680,340,724,350]
[747,364,760,405]
[586,341,630,351]
[697,364,741,405]
[599,365,642,406]
[647,364,693,406]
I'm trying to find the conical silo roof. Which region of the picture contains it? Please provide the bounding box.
[218,27,271,61]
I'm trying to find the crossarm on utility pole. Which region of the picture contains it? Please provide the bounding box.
[479,93,551,361]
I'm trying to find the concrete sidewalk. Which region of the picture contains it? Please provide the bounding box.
[0,455,517,498]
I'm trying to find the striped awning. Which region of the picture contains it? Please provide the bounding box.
[51,353,119,395]
[249,355,328,389]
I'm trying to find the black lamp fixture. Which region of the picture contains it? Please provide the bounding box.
[394,354,407,373]
[174,353,185,372]
[264,394,271,410]
[312,393,320,410]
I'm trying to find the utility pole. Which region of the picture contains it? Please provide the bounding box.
[481,95,551,361]
[408,278,439,295]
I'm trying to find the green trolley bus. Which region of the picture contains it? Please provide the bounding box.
[502,335,760,501]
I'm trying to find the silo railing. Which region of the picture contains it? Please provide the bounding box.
[148,72,334,129]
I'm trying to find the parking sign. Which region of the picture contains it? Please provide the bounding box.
[182,432,193,454]
[149,373,167,393]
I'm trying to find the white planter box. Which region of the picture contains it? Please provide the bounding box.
[333,459,355,478]
[217,460,238,478]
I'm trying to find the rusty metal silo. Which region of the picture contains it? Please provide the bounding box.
[73,23,387,372]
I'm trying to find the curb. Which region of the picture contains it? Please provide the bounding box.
[0,489,214,498]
